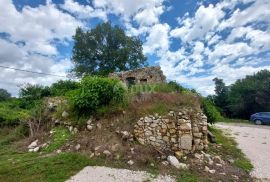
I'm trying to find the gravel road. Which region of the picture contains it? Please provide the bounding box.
[216,123,270,181]
[66,166,175,182]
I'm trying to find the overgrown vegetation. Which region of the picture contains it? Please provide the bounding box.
[0,99,30,126]
[50,80,79,97]
[69,76,127,114]
[0,88,11,101]
[201,99,222,124]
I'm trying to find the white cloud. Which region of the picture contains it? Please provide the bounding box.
[219,0,270,30]
[159,0,270,95]
[61,0,107,20]
[170,4,225,42]
[143,23,170,55]
[0,0,79,95]
[134,6,164,26]
[92,0,164,21]
[0,0,82,55]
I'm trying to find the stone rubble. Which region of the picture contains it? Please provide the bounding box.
[134,108,208,153]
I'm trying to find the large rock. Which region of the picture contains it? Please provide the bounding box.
[28,140,38,149]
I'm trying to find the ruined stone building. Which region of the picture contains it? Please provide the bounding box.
[109,66,166,86]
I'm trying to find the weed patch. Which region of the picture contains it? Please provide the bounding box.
[43,127,71,152]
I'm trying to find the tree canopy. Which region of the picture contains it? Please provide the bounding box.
[0,88,11,101]
[209,70,270,119]
[71,22,147,77]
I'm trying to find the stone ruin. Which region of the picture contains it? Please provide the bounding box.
[109,66,166,86]
[134,108,208,154]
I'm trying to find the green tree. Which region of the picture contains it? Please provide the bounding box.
[0,89,11,101]
[212,78,229,114]
[72,22,147,76]
[227,70,270,118]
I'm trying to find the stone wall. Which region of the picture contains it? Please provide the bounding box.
[134,108,208,153]
[109,66,166,86]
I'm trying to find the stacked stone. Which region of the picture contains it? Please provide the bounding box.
[134,108,208,153]
[192,112,208,151]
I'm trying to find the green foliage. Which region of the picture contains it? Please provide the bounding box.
[212,78,229,112]
[50,80,79,96]
[210,70,270,119]
[202,99,222,124]
[72,22,147,76]
[69,76,126,114]
[0,99,30,126]
[19,84,51,109]
[43,127,71,152]
[0,88,11,101]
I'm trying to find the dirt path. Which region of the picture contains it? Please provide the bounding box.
[216,123,270,181]
[66,166,175,182]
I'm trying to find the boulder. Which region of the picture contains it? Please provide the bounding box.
[28,140,38,149]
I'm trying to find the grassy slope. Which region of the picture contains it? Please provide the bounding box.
[0,127,89,182]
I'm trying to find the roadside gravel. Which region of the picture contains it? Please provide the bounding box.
[216,123,270,181]
[66,166,175,182]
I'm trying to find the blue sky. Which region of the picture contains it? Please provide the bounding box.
[0,0,270,96]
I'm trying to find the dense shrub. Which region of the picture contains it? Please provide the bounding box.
[50,80,79,96]
[69,76,126,113]
[19,84,51,109]
[0,99,30,126]
[0,89,11,101]
[202,99,222,124]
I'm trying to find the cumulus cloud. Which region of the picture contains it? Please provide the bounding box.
[0,0,82,55]
[143,23,170,55]
[0,0,80,95]
[161,0,270,95]
[170,4,225,42]
[61,0,107,20]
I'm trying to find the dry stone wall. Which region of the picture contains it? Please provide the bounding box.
[134,108,208,153]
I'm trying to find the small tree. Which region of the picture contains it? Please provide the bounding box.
[72,22,147,76]
[0,88,11,101]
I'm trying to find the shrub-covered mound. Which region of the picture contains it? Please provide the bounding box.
[69,76,127,113]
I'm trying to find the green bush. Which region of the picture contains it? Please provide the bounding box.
[0,89,11,101]
[202,99,222,124]
[0,99,30,126]
[50,80,79,96]
[19,84,51,109]
[69,76,126,113]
